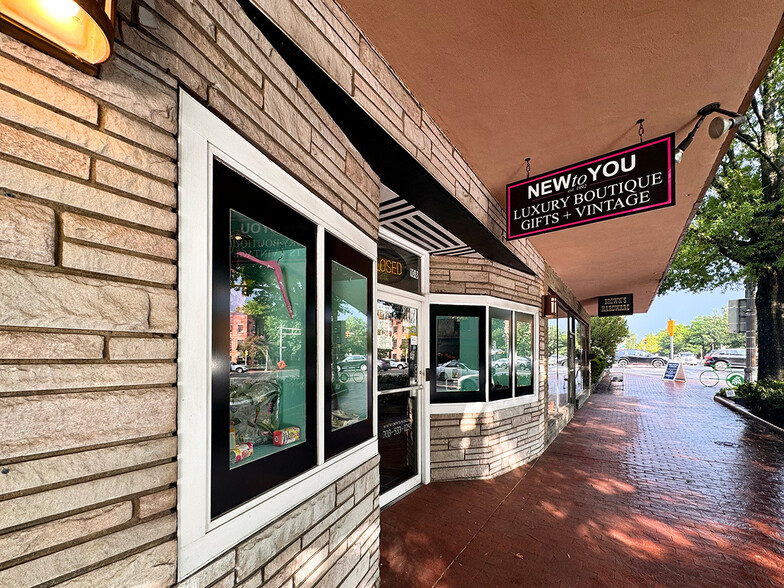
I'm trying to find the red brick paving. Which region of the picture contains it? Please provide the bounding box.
[380,372,784,587]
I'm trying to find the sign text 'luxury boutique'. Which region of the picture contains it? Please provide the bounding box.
[507,134,675,239]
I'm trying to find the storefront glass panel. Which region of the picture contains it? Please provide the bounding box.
[379,390,417,494]
[331,261,369,430]
[229,209,308,467]
[515,312,534,395]
[431,304,486,403]
[489,308,512,400]
[377,301,418,392]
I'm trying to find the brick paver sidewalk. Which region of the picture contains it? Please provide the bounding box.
[380,372,784,587]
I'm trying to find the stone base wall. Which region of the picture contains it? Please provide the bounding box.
[544,405,575,449]
[175,457,381,588]
[430,403,546,481]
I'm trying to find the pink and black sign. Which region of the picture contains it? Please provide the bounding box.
[507,134,675,240]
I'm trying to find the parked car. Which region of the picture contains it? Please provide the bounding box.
[704,348,746,369]
[436,360,478,380]
[377,358,391,372]
[338,354,367,371]
[615,349,668,368]
[676,351,700,366]
[547,354,567,366]
[391,361,407,370]
[230,363,248,373]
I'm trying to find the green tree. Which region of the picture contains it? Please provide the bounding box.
[590,316,630,361]
[660,47,784,379]
[685,309,745,356]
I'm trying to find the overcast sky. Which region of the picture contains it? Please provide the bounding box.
[626,286,745,337]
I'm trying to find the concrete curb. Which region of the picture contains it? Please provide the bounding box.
[713,395,784,437]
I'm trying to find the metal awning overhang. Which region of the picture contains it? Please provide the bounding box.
[237,0,534,274]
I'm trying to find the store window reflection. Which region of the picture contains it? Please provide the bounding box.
[377,301,418,392]
[490,308,512,400]
[331,261,369,431]
[515,313,534,395]
[435,315,481,394]
[229,209,306,468]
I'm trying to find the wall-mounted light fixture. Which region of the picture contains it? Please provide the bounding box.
[543,294,558,318]
[0,0,115,74]
[674,102,746,164]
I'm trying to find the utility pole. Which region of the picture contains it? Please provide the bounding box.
[745,279,757,383]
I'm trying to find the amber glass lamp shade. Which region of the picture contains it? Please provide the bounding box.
[0,0,115,72]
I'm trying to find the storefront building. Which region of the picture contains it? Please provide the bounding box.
[0,1,780,586]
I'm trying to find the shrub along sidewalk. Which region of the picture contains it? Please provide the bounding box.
[717,380,784,431]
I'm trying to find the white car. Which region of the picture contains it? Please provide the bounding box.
[436,360,478,380]
[392,361,407,370]
[230,363,248,373]
[676,352,700,366]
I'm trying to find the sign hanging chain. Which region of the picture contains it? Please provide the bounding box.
[637,119,645,143]
[525,157,531,179]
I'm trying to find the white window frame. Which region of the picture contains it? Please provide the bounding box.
[376,227,432,501]
[428,293,540,415]
[178,91,378,580]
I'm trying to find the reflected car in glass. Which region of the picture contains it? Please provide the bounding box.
[337,354,367,371]
[436,360,479,380]
[377,358,391,372]
[230,362,248,373]
[615,349,667,368]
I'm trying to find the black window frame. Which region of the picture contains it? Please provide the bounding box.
[430,304,486,404]
[324,233,374,460]
[210,160,318,519]
[489,307,513,401]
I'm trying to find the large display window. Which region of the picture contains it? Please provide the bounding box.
[325,234,374,459]
[211,161,318,518]
[178,93,379,578]
[431,305,485,403]
[431,303,537,404]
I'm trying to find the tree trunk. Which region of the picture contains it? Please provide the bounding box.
[755,268,784,380]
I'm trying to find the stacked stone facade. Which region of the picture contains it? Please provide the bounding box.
[0,0,589,584]
[430,403,546,481]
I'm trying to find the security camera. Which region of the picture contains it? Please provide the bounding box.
[708,115,746,139]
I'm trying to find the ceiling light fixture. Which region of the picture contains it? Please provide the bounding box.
[674,102,746,164]
[0,0,116,74]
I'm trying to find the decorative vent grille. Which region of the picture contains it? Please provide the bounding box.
[380,191,478,257]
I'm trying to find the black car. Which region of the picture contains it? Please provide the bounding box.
[704,348,746,369]
[337,354,367,371]
[615,349,668,368]
[377,358,391,372]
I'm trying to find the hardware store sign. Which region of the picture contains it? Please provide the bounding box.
[507,134,675,239]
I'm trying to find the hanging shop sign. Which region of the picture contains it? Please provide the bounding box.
[507,134,675,239]
[597,294,634,316]
[377,237,421,294]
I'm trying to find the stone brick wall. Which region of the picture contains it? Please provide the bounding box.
[430,403,545,481]
[173,457,380,588]
[255,0,548,275]
[0,0,380,584]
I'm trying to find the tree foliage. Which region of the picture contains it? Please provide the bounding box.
[590,316,630,361]
[660,46,784,379]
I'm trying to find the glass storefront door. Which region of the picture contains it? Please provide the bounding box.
[377,295,423,502]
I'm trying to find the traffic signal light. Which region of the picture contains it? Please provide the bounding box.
[667,320,675,337]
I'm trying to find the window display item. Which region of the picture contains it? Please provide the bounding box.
[231,442,253,464]
[273,426,301,446]
[229,379,280,448]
